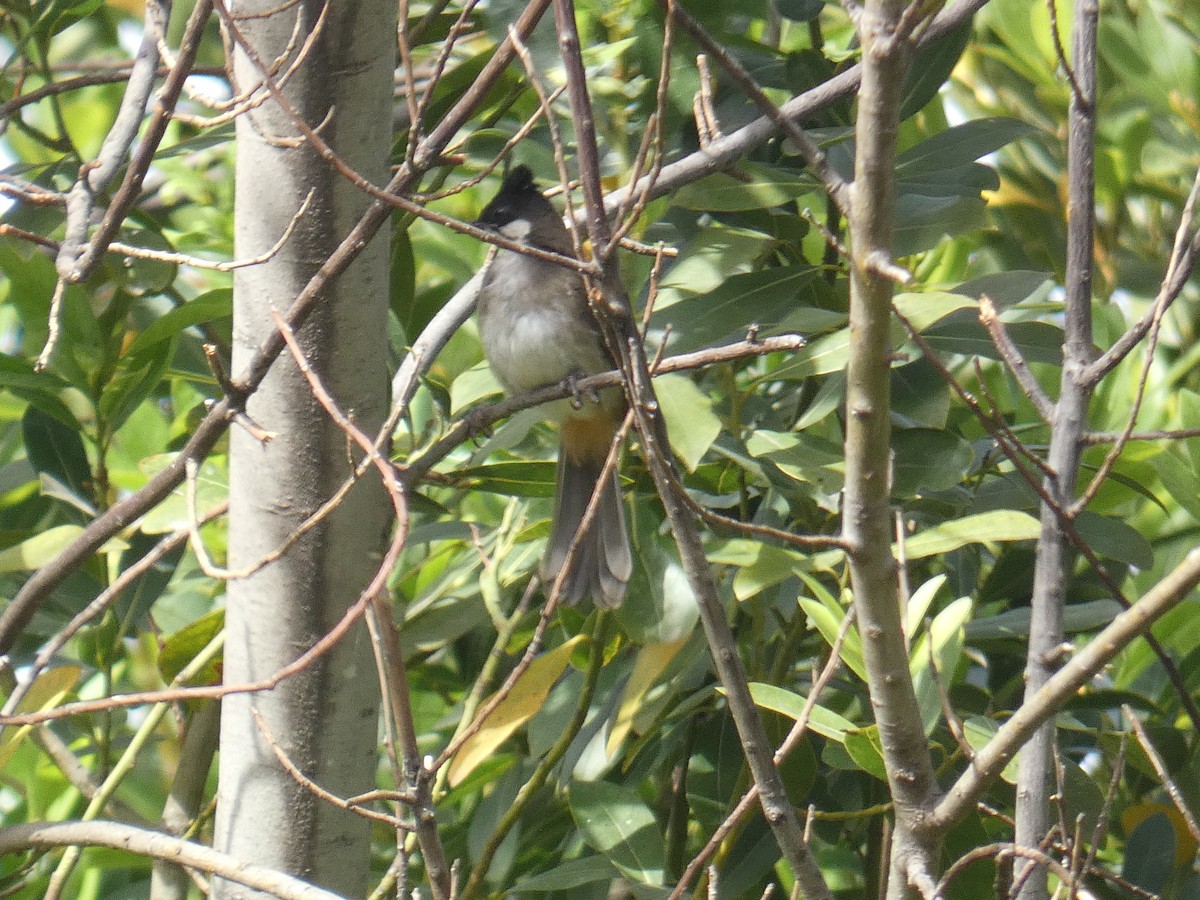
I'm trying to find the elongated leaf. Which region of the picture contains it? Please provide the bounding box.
[449,635,587,786]
[906,574,948,637]
[892,291,977,333]
[656,373,721,471]
[673,164,815,212]
[568,779,665,885]
[798,577,865,681]
[652,265,822,355]
[966,599,1123,640]
[455,461,557,498]
[125,289,232,355]
[0,665,81,769]
[609,638,689,754]
[23,405,91,502]
[513,856,620,893]
[159,608,225,685]
[843,726,888,781]
[897,118,1037,174]
[745,682,856,742]
[962,717,1019,784]
[891,428,975,496]
[0,525,85,572]
[910,597,973,735]
[902,510,1040,559]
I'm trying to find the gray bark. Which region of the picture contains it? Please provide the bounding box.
[1013,4,1098,898]
[212,1,395,896]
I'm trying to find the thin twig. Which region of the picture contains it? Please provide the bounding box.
[979,295,1054,422]
[662,1,852,217]
[670,609,855,899]
[1123,705,1200,844]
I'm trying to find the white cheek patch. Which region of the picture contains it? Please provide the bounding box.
[499,218,531,240]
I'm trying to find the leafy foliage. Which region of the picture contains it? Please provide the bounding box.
[0,0,1199,898]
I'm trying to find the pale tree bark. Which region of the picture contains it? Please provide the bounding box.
[843,2,943,897]
[1014,3,1098,897]
[212,1,395,896]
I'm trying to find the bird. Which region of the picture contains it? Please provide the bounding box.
[473,165,632,608]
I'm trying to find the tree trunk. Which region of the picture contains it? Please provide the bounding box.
[212,1,395,896]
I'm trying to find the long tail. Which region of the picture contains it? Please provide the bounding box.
[542,416,632,608]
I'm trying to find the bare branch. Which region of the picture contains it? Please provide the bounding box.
[1123,705,1200,845]
[932,545,1200,829]
[1083,167,1200,385]
[0,820,346,900]
[662,1,852,216]
[979,295,1054,422]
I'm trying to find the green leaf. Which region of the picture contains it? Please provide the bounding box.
[892,291,977,333]
[923,318,1064,366]
[730,543,806,601]
[116,223,178,296]
[656,373,721,471]
[776,0,824,20]
[910,597,972,735]
[513,856,620,893]
[953,271,1052,308]
[0,525,84,572]
[902,510,1040,559]
[1122,811,1178,894]
[450,361,502,414]
[114,533,186,628]
[893,193,989,256]
[900,21,971,119]
[672,163,815,212]
[389,227,420,338]
[798,576,866,681]
[456,461,556,498]
[568,779,666,885]
[966,599,1122,640]
[159,608,225,685]
[843,726,888,781]
[891,428,975,496]
[618,503,699,645]
[906,575,947,636]
[23,404,91,502]
[745,682,855,742]
[0,355,80,429]
[651,265,822,355]
[962,717,1019,784]
[1074,511,1153,569]
[138,454,228,534]
[125,289,232,355]
[891,358,951,429]
[897,118,1037,175]
[99,341,176,432]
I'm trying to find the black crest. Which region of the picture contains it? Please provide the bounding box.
[476,165,555,229]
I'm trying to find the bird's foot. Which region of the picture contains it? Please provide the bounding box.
[565,371,600,409]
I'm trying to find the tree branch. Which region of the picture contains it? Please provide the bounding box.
[0,820,346,900]
[932,545,1200,830]
[1014,4,1098,895]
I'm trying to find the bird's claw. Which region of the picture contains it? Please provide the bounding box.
[565,372,599,409]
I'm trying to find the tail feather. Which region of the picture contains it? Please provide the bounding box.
[542,450,631,608]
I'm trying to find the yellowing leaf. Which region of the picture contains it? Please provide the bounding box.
[449,635,586,786]
[1121,802,1199,868]
[0,666,81,769]
[608,638,688,754]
